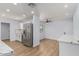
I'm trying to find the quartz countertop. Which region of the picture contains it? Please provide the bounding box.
[0,40,14,55]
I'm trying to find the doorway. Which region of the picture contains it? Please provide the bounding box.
[1,23,10,40]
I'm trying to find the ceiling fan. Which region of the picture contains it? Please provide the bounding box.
[28,3,36,8]
[45,19,52,23]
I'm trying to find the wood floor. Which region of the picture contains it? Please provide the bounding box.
[3,39,59,56]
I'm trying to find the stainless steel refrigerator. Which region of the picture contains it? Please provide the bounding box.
[22,23,33,47]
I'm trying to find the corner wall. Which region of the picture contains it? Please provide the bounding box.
[33,15,40,47]
[73,4,79,41]
[44,18,73,40]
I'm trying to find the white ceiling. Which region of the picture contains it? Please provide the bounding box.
[37,3,78,20]
[0,3,78,21]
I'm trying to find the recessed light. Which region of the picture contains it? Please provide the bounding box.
[13,3,17,5]
[64,4,68,8]
[6,9,10,12]
[31,11,34,14]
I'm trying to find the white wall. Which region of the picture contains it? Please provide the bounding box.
[0,18,20,41]
[44,18,73,40]
[33,15,40,47]
[73,4,79,41]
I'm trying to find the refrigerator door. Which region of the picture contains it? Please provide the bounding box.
[22,23,33,47]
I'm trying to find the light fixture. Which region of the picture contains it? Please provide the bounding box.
[31,11,34,14]
[6,9,10,12]
[13,3,17,5]
[64,4,68,8]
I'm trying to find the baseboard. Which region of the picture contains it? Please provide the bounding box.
[15,40,22,43]
[10,39,16,41]
[33,42,40,47]
[43,38,57,41]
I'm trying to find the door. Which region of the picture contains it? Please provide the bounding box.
[1,23,10,40]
